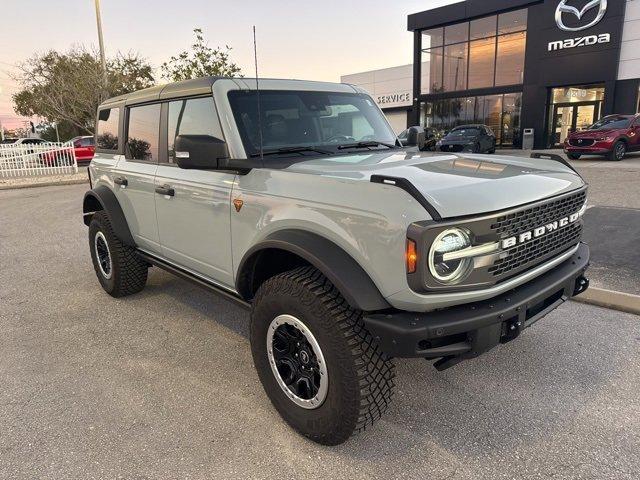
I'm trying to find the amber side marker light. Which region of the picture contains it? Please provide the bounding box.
[406,239,418,273]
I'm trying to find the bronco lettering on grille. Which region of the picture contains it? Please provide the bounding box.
[501,211,581,249]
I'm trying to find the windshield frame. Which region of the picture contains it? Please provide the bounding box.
[227,89,399,160]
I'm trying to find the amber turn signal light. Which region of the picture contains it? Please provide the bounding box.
[406,239,418,273]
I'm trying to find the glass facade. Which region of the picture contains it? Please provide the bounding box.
[421,92,522,147]
[421,9,527,94]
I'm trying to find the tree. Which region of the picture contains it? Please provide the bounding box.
[12,47,154,135]
[161,28,242,82]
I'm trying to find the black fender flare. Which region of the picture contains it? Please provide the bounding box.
[82,185,136,247]
[236,229,391,312]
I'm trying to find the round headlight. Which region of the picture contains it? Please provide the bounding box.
[428,228,472,284]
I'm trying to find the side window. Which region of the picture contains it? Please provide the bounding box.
[81,137,94,147]
[167,97,223,163]
[126,104,161,162]
[96,108,120,150]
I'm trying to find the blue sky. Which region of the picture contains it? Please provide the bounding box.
[0,0,461,129]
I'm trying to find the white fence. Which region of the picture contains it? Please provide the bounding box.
[0,142,78,178]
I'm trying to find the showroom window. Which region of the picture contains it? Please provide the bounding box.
[420,92,522,147]
[421,9,527,94]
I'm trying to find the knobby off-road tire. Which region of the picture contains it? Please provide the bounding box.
[250,266,396,445]
[89,211,148,297]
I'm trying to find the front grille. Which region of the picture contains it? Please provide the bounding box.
[569,138,595,147]
[488,190,587,278]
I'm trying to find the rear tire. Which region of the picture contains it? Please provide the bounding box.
[567,153,581,160]
[250,266,395,445]
[607,141,626,161]
[89,211,148,297]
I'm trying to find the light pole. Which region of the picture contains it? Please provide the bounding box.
[94,0,107,91]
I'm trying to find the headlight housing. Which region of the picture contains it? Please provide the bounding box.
[428,228,473,284]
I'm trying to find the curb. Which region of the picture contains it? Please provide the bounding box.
[0,178,88,191]
[573,287,640,316]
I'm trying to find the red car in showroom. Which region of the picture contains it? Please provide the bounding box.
[40,136,95,166]
[564,114,640,161]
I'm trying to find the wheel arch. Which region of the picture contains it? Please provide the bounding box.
[236,229,391,312]
[83,185,136,247]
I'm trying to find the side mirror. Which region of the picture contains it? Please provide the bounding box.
[174,134,229,169]
[405,126,426,148]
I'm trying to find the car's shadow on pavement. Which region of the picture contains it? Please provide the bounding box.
[138,268,633,468]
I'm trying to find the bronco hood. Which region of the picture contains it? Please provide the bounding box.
[286,151,585,219]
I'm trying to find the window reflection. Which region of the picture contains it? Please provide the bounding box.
[422,47,444,94]
[443,43,468,92]
[498,9,528,35]
[126,104,160,161]
[468,37,496,89]
[495,31,526,86]
[470,15,497,40]
[444,23,468,45]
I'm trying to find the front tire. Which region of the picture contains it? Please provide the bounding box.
[89,211,148,297]
[250,266,395,445]
[607,141,626,161]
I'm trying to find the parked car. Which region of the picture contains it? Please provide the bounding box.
[0,137,47,146]
[564,114,640,161]
[436,125,496,153]
[71,136,96,163]
[40,136,95,166]
[398,126,438,150]
[83,77,589,445]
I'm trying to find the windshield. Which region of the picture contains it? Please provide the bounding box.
[228,90,397,157]
[1,139,18,144]
[588,116,631,131]
[447,127,481,138]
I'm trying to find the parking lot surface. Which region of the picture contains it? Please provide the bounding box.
[1,183,639,479]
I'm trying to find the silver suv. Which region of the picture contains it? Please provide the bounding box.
[83,77,590,445]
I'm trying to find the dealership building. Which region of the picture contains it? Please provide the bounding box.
[342,0,640,149]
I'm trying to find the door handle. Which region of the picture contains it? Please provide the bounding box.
[155,184,175,197]
[114,176,128,187]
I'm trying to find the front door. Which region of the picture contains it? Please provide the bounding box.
[154,96,236,288]
[551,102,599,146]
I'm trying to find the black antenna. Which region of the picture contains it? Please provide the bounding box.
[253,26,264,165]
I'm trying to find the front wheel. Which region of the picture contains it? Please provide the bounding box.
[89,211,148,297]
[250,266,395,445]
[607,141,626,161]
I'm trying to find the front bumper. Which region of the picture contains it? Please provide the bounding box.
[564,145,610,154]
[364,243,589,369]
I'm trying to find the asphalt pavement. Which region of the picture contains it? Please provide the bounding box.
[0,184,639,479]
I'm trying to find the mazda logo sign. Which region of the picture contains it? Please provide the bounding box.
[555,0,607,32]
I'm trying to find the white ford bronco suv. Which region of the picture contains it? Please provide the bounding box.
[83,77,590,445]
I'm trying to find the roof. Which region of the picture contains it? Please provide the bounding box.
[99,77,359,110]
[99,77,222,108]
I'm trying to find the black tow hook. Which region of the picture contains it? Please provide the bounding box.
[574,276,589,296]
[501,317,523,344]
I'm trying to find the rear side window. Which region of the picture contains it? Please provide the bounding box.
[96,108,120,150]
[167,97,223,163]
[126,104,161,162]
[80,137,94,147]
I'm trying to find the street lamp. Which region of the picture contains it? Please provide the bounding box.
[94,0,107,90]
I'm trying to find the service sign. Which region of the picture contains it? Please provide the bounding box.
[374,92,412,109]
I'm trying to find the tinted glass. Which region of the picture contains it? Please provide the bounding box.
[228,90,396,157]
[588,116,632,130]
[96,108,120,150]
[498,9,528,34]
[443,43,468,92]
[1,139,17,144]
[495,31,526,86]
[81,137,95,146]
[422,47,444,94]
[468,37,496,89]
[422,27,444,49]
[470,16,497,40]
[448,127,481,137]
[126,104,160,161]
[444,23,468,45]
[167,97,223,163]
[502,93,522,145]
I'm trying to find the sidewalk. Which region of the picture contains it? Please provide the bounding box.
[0,168,88,190]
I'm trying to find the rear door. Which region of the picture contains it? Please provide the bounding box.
[630,116,640,151]
[154,96,236,287]
[112,103,161,252]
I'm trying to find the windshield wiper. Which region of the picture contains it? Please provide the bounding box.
[337,141,397,150]
[249,146,333,157]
